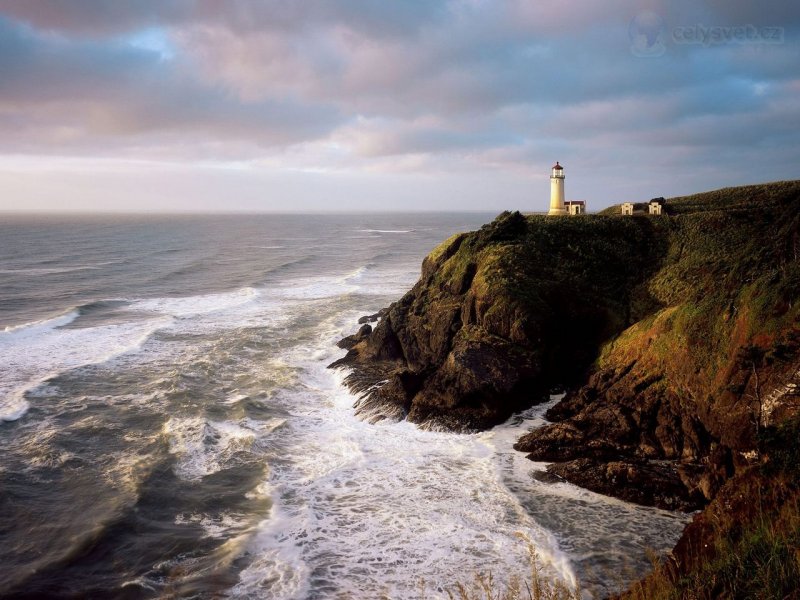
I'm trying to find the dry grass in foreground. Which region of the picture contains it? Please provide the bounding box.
[443,534,582,600]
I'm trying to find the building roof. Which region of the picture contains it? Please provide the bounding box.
[565,200,585,205]
[552,161,563,170]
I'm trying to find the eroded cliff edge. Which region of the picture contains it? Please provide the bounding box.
[332,180,800,593]
[514,182,800,510]
[332,208,666,431]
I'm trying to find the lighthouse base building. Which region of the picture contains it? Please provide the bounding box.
[565,200,586,215]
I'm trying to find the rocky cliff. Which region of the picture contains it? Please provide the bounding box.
[332,180,800,594]
[515,181,800,510]
[332,209,667,431]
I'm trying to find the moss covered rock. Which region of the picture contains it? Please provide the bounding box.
[332,209,667,430]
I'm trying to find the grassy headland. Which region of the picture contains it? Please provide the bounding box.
[334,180,800,596]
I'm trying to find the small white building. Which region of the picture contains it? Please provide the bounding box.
[621,202,634,216]
[565,200,586,215]
[649,198,665,215]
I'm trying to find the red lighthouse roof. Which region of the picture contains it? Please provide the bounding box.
[552,161,563,170]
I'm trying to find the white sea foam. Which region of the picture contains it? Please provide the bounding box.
[267,264,414,302]
[231,325,578,600]
[119,286,289,337]
[350,267,420,297]
[0,314,170,423]
[342,265,369,281]
[222,393,250,405]
[2,310,79,335]
[232,501,312,600]
[270,277,360,301]
[163,417,285,481]
[0,390,31,423]
[163,417,255,481]
[175,511,251,539]
[0,265,99,275]
[132,287,259,318]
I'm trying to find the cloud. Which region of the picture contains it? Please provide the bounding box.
[0,0,180,35]
[0,0,797,211]
[0,0,449,37]
[0,16,343,156]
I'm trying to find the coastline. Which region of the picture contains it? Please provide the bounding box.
[332,181,800,597]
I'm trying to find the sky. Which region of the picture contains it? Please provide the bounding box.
[0,1,798,213]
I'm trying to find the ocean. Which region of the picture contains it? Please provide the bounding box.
[0,213,689,599]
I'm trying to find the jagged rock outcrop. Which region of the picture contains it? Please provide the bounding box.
[619,414,800,598]
[538,458,706,511]
[515,181,800,508]
[331,209,666,430]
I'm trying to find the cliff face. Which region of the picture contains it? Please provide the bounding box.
[334,180,800,500]
[516,181,800,509]
[332,209,667,431]
[333,180,800,594]
[621,415,800,599]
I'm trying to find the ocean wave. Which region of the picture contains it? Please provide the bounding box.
[0,389,31,422]
[266,264,410,301]
[270,278,359,301]
[0,315,171,425]
[174,511,251,540]
[0,266,97,275]
[341,264,370,282]
[221,393,250,405]
[230,335,578,599]
[1,309,80,336]
[163,417,284,482]
[262,256,315,279]
[131,287,259,318]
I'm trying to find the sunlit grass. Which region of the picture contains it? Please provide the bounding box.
[443,535,581,600]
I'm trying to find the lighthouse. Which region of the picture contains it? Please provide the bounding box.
[548,162,566,216]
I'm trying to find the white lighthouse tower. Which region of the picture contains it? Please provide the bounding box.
[548,161,566,216]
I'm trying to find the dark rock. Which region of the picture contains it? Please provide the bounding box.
[335,323,373,350]
[331,209,668,432]
[358,308,389,324]
[330,182,800,527]
[540,458,706,511]
[544,388,592,421]
[336,336,359,350]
